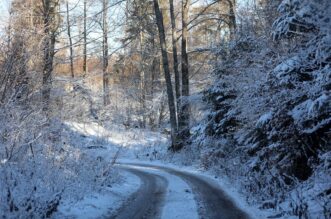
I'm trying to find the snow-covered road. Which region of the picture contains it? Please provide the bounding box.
[109,166,168,219]
[56,122,256,218]
[110,163,251,219]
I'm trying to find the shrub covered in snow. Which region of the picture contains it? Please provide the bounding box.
[191,0,331,218]
[0,76,117,218]
[0,105,117,218]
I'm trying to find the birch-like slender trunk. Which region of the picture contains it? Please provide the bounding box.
[83,0,87,76]
[140,31,146,127]
[102,0,110,106]
[66,0,74,77]
[30,0,34,28]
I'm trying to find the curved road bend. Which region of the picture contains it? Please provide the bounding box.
[108,166,168,219]
[112,163,251,219]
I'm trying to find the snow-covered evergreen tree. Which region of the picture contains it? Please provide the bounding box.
[195,0,331,217]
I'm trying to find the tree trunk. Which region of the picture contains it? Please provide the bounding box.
[42,0,57,112]
[8,9,13,48]
[83,0,87,76]
[66,0,74,78]
[149,33,157,128]
[139,31,146,128]
[103,0,110,106]
[179,0,190,147]
[153,0,179,147]
[227,0,237,40]
[169,0,181,121]
[30,0,34,28]
[42,32,56,112]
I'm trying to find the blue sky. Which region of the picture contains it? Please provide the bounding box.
[0,0,253,50]
[0,0,253,23]
[0,0,10,26]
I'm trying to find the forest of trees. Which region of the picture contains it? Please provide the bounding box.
[0,0,330,218]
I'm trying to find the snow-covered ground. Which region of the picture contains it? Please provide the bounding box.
[54,120,270,219]
[49,119,329,219]
[55,172,140,219]
[64,121,168,160]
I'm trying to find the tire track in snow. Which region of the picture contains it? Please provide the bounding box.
[117,163,251,219]
[108,166,168,219]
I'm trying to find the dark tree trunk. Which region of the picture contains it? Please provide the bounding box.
[42,0,57,112]
[153,0,179,147]
[149,33,157,128]
[227,0,237,39]
[179,0,190,147]
[169,0,181,121]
